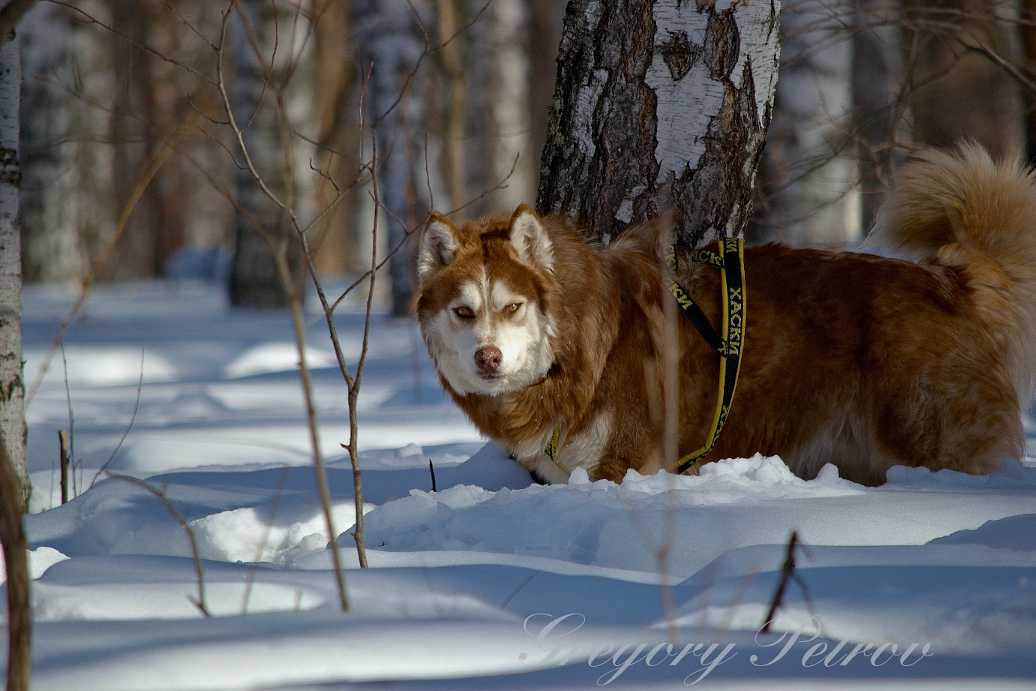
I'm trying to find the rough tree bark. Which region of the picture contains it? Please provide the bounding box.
[536,0,781,249]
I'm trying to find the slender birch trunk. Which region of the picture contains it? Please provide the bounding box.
[0,13,27,509]
[0,12,32,690]
[18,1,96,283]
[228,0,301,308]
[763,0,859,248]
[354,0,429,316]
[525,0,565,178]
[0,433,29,691]
[464,0,533,214]
[310,0,359,276]
[436,0,467,217]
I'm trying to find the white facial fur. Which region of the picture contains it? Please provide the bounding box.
[419,206,557,396]
[424,267,555,396]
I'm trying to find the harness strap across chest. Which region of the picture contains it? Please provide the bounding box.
[542,238,746,478]
[544,421,566,473]
[665,238,746,474]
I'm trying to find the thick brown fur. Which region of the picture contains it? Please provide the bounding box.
[417,144,1036,485]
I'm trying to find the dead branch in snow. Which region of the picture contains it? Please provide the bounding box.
[106,471,211,618]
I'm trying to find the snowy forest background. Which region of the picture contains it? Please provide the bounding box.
[3,1,1036,689]
[17,0,1036,301]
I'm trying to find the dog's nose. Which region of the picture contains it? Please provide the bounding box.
[475,346,502,374]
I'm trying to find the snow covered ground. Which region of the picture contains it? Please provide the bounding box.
[4,278,1035,689]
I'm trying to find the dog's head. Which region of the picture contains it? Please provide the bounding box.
[416,205,558,396]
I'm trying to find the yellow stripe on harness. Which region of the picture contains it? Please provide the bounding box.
[665,238,746,474]
[544,421,567,473]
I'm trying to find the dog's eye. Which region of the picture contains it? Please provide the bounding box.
[505,303,522,314]
[453,306,475,319]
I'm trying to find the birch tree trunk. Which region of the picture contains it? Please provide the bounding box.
[0,13,32,690]
[436,0,467,217]
[526,0,566,177]
[462,0,533,215]
[354,0,429,316]
[228,0,301,308]
[310,0,359,277]
[0,430,29,691]
[536,0,781,248]
[762,0,859,248]
[0,19,27,509]
[19,1,92,283]
[108,2,185,279]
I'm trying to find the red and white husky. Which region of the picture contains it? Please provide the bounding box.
[416,145,1036,485]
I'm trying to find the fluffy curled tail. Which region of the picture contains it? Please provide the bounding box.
[866,142,1036,407]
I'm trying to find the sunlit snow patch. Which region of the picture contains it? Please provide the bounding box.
[356,455,867,576]
[33,581,327,620]
[24,346,176,386]
[0,546,70,584]
[224,342,336,378]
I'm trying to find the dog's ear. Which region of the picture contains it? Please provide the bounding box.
[418,213,461,280]
[508,204,554,270]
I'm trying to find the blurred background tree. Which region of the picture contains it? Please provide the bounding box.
[16,0,563,311]
[753,0,1029,245]
[11,0,1036,306]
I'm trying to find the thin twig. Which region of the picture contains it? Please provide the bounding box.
[59,341,75,495]
[759,531,829,637]
[500,571,540,610]
[106,472,211,617]
[89,349,145,489]
[241,465,291,614]
[216,4,352,605]
[58,430,69,505]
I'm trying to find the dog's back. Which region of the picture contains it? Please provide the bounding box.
[696,144,1036,484]
[866,143,1036,409]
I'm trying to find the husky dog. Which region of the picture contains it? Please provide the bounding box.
[416,144,1036,485]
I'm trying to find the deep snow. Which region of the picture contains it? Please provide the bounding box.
[1,278,1034,689]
